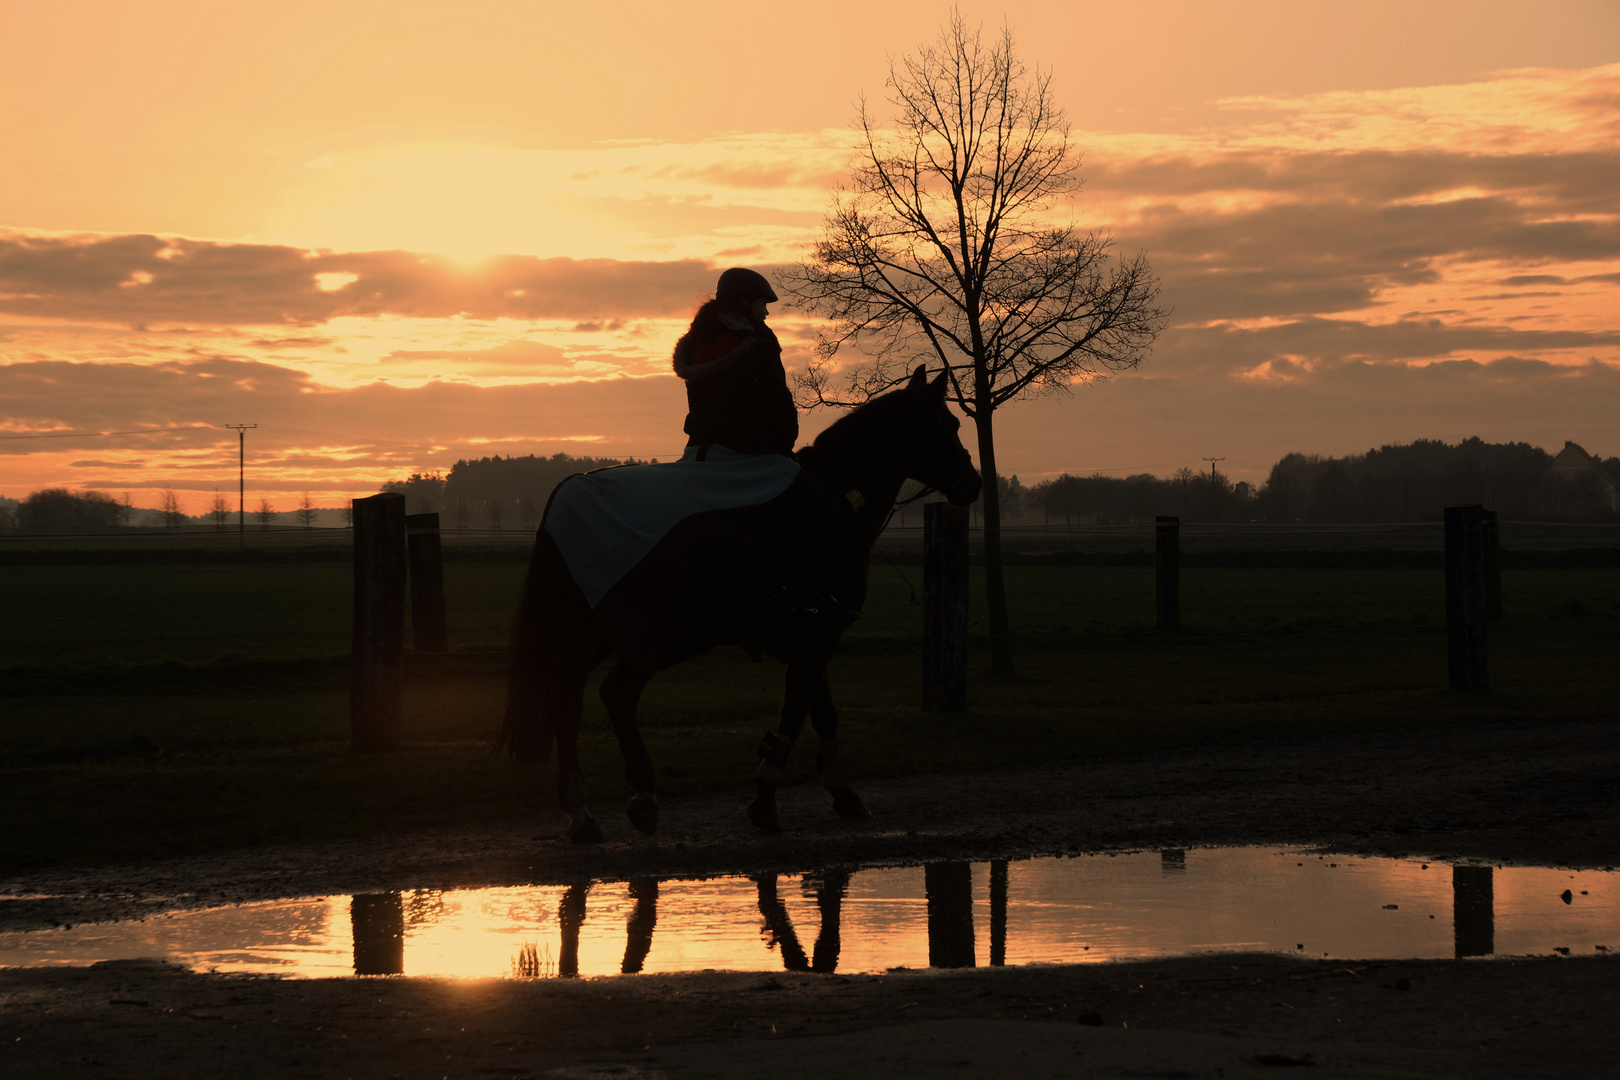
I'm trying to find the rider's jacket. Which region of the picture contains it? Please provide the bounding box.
[671,311,798,456]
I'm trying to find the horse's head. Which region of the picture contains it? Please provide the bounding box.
[896,365,982,507]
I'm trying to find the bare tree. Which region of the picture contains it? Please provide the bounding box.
[159,489,184,530]
[209,488,230,529]
[116,492,135,529]
[297,493,317,530]
[254,498,276,529]
[782,13,1165,675]
[489,497,505,531]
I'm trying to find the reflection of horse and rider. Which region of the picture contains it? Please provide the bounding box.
[536,860,1006,978]
[500,267,982,841]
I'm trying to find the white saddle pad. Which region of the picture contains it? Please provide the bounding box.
[544,444,803,608]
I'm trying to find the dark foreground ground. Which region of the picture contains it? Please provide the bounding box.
[3,715,1617,1078]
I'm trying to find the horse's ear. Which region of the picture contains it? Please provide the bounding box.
[929,368,949,397]
[906,365,928,391]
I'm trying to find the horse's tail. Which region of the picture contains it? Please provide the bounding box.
[496,527,593,763]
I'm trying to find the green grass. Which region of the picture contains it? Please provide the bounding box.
[2,557,1617,872]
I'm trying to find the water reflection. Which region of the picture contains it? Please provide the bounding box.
[1161,849,1187,874]
[804,869,850,973]
[5,850,1613,979]
[350,893,404,975]
[557,882,588,978]
[1454,865,1495,958]
[925,862,976,968]
[622,878,657,974]
[989,860,1008,967]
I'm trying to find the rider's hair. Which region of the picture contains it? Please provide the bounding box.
[682,295,754,344]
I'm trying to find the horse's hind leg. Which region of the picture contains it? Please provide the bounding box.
[554,661,603,844]
[600,660,659,835]
[810,670,870,819]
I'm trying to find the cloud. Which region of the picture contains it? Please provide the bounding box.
[0,232,722,325]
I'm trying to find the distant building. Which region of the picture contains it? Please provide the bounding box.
[1234,481,1251,501]
[1545,441,1619,511]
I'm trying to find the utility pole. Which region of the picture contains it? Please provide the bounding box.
[1201,456,1226,481]
[224,424,257,545]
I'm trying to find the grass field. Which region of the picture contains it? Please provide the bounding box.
[3,550,1617,872]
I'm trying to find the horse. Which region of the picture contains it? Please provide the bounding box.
[498,365,982,841]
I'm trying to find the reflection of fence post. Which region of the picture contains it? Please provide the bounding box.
[351,893,405,975]
[1444,505,1489,693]
[404,512,449,653]
[989,860,1008,967]
[1483,510,1502,620]
[923,503,969,712]
[351,493,407,751]
[1155,516,1180,632]
[1452,865,1494,958]
[924,862,976,968]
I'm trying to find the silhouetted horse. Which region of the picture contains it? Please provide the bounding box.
[499,366,981,841]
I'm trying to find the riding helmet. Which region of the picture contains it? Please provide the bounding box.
[715,267,778,304]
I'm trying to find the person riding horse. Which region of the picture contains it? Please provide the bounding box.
[671,268,796,460]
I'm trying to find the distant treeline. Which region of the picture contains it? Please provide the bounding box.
[9,436,1613,537]
[381,452,653,527]
[379,437,1618,530]
[1027,438,1620,525]
[0,488,343,535]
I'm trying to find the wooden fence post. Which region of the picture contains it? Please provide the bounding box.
[352,492,406,751]
[1155,515,1180,632]
[923,502,969,712]
[1444,504,1489,693]
[405,512,449,653]
[1483,509,1502,620]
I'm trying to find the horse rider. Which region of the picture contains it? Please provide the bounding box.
[670,267,797,459]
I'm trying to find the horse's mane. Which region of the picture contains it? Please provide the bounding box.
[809,381,920,452]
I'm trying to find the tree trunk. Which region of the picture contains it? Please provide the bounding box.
[973,405,1015,677]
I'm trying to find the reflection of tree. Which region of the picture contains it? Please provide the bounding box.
[558,882,589,977]
[511,941,554,978]
[350,893,405,975]
[622,878,659,974]
[755,874,809,972]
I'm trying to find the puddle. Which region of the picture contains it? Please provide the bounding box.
[2,848,1613,978]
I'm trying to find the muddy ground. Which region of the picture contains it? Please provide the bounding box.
[3,715,1618,1078]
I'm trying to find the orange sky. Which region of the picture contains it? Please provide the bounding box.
[2,0,1618,507]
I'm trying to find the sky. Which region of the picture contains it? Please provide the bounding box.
[2,0,1618,508]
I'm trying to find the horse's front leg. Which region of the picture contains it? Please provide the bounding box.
[746,655,821,832]
[600,660,659,835]
[810,670,870,819]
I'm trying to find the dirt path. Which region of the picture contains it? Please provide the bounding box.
[2,715,1617,1077]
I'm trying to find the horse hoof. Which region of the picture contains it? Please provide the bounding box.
[829,785,870,819]
[747,799,782,833]
[627,793,659,836]
[565,810,604,844]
